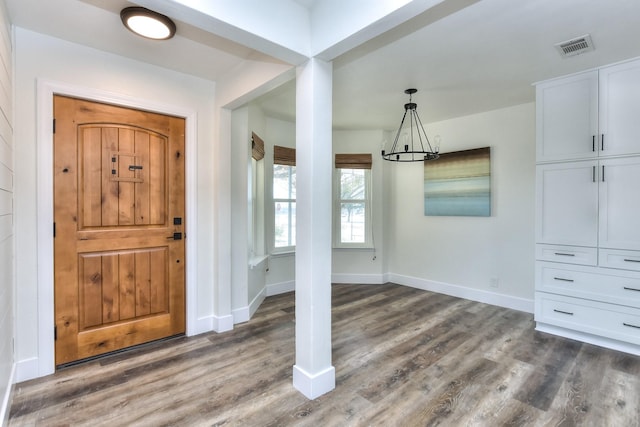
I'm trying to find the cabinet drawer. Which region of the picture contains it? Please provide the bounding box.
[536,262,640,307]
[599,248,640,272]
[536,244,597,265]
[535,293,640,345]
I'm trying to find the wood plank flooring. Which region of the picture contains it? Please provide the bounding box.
[9,283,640,426]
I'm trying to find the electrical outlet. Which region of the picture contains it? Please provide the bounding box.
[490,277,499,288]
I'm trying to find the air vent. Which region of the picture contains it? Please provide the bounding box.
[555,34,594,58]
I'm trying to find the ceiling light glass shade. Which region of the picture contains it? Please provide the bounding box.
[121,7,176,40]
[382,89,441,162]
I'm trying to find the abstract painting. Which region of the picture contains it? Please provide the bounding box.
[424,147,491,216]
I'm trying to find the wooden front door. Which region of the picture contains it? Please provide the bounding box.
[53,95,186,365]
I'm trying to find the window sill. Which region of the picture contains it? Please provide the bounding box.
[249,254,269,269]
[332,246,375,251]
[270,250,295,258]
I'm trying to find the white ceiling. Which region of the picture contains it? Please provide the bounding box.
[7,0,640,131]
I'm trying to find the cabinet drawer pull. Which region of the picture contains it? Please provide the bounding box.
[553,309,574,316]
[592,135,595,152]
[623,259,640,263]
[623,323,640,329]
[554,252,575,257]
[602,165,605,182]
[601,134,604,151]
[623,286,640,292]
[553,277,574,282]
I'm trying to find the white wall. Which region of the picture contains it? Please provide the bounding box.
[0,0,13,421]
[13,28,217,381]
[387,103,536,310]
[263,117,296,293]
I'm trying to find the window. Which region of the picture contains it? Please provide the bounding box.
[334,154,372,248]
[273,146,296,250]
[250,132,265,256]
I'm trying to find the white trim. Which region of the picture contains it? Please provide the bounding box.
[249,255,269,269]
[232,307,249,324]
[30,79,199,381]
[15,357,38,383]
[0,363,15,425]
[249,287,266,318]
[333,168,373,249]
[266,280,295,296]
[387,273,534,313]
[193,314,234,334]
[536,322,640,356]
[292,364,335,400]
[214,314,234,333]
[231,287,266,324]
[331,273,384,284]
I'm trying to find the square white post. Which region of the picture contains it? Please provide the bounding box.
[292,58,335,399]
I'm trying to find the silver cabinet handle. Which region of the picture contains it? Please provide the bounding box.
[554,252,575,257]
[553,309,574,316]
[592,165,596,182]
[553,277,574,282]
[624,259,640,263]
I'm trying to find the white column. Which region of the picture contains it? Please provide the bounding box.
[293,58,335,399]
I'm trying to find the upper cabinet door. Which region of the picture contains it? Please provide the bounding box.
[600,59,640,157]
[536,71,598,162]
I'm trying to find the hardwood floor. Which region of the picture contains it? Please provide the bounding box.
[9,283,640,426]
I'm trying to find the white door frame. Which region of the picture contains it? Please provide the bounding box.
[35,79,198,377]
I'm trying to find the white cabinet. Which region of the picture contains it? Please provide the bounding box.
[599,156,640,251]
[537,58,640,162]
[535,58,640,355]
[536,71,598,162]
[600,60,640,157]
[535,161,598,247]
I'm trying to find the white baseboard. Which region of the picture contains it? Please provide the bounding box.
[249,288,266,318]
[1,363,16,425]
[188,315,215,336]
[331,273,384,284]
[232,307,249,324]
[387,273,534,313]
[214,314,234,333]
[192,313,234,334]
[292,364,335,400]
[266,280,295,296]
[232,288,267,324]
[15,357,39,383]
[536,322,640,356]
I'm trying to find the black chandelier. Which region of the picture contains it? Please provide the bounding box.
[381,89,441,162]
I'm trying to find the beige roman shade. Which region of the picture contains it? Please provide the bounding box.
[335,153,372,169]
[274,145,296,166]
[251,132,265,161]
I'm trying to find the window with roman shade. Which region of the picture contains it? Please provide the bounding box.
[251,132,265,161]
[273,146,296,249]
[334,153,372,247]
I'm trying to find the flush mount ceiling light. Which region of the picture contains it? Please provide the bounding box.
[121,7,176,40]
[382,89,441,162]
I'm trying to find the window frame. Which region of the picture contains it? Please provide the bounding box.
[272,163,296,253]
[333,166,373,249]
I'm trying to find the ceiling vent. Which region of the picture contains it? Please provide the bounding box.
[555,34,595,58]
